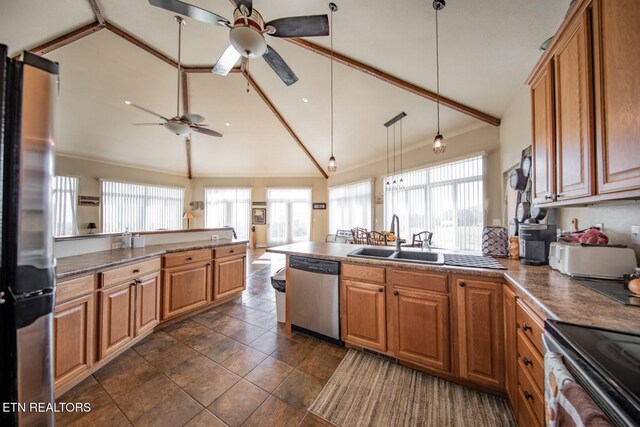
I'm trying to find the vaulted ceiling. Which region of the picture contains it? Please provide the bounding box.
[0,0,570,177]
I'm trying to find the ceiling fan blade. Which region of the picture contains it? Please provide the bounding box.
[266,15,329,38]
[126,102,169,121]
[148,0,229,26]
[263,45,298,86]
[212,45,242,76]
[181,113,205,124]
[191,125,223,138]
[235,0,252,16]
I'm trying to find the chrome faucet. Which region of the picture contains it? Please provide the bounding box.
[389,214,402,252]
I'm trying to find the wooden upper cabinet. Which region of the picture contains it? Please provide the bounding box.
[99,281,135,359]
[135,272,160,336]
[390,286,450,372]
[593,0,640,193]
[162,260,212,320]
[531,62,556,204]
[214,255,246,300]
[341,279,387,352]
[553,8,595,200]
[454,277,504,390]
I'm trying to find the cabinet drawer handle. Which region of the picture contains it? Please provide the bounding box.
[229,250,234,253]
[186,257,193,261]
[523,357,533,367]
[393,290,399,296]
[133,279,141,285]
[522,322,532,332]
[378,287,383,293]
[132,268,140,273]
[544,195,553,200]
[524,390,533,401]
[459,281,466,287]
[206,263,211,266]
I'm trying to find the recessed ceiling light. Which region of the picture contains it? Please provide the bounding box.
[302,97,309,103]
[124,100,131,105]
[225,122,231,127]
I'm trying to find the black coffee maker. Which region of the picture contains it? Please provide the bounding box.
[519,224,557,266]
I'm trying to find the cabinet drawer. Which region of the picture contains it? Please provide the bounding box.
[342,263,385,284]
[101,258,161,289]
[390,269,447,293]
[517,329,544,391]
[56,274,95,304]
[517,363,544,426]
[163,249,211,268]
[517,385,544,427]
[516,300,545,354]
[213,244,246,259]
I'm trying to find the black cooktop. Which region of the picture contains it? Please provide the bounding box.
[573,278,640,306]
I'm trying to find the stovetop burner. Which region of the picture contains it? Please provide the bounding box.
[572,278,640,306]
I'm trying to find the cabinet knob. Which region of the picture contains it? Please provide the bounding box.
[523,357,533,367]
[186,257,193,261]
[544,195,553,200]
[133,279,141,285]
[229,250,235,253]
[524,390,533,401]
[133,268,140,273]
[393,290,399,296]
[522,322,532,332]
[206,263,211,266]
[459,281,466,287]
[378,287,383,293]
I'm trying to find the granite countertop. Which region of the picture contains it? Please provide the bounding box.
[56,239,248,279]
[267,242,640,334]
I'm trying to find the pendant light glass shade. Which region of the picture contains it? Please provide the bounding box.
[327,155,337,172]
[433,133,446,154]
[164,121,191,136]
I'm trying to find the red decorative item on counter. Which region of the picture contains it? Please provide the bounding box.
[557,227,609,245]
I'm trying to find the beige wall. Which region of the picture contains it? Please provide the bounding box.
[328,125,503,230]
[499,85,532,172]
[191,177,328,245]
[56,154,193,233]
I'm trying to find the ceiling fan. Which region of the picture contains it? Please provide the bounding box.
[125,16,222,138]
[148,0,330,86]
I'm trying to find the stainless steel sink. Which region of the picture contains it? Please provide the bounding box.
[347,248,444,265]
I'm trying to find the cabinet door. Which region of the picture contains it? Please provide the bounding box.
[162,261,212,320]
[99,282,135,360]
[531,62,556,204]
[214,255,246,300]
[53,294,94,389]
[554,9,594,200]
[503,285,518,413]
[455,278,504,389]
[342,280,387,352]
[594,0,640,193]
[135,273,160,336]
[390,286,450,372]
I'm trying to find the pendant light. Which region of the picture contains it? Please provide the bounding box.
[432,0,446,155]
[384,112,407,192]
[327,3,338,172]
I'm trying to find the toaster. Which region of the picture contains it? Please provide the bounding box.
[549,242,638,279]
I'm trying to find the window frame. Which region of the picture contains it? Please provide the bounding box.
[328,179,373,233]
[203,187,252,240]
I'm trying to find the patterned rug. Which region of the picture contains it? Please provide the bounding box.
[309,350,515,427]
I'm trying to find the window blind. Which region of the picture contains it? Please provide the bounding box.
[101,180,184,233]
[52,176,79,236]
[267,188,312,246]
[328,180,372,233]
[384,156,484,251]
[204,188,251,240]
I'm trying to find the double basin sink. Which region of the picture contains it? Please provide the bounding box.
[347,247,444,265]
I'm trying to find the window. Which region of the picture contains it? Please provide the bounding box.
[52,176,79,236]
[101,180,184,233]
[384,156,484,251]
[328,180,372,232]
[267,188,312,246]
[204,188,251,240]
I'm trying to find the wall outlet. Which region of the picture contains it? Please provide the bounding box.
[632,226,640,245]
[595,223,604,232]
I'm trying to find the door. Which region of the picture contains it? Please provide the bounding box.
[455,277,504,389]
[267,188,312,246]
[554,9,594,200]
[214,255,246,300]
[390,286,450,372]
[99,282,135,359]
[53,294,94,389]
[531,62,556,204]
[503,285,518,412]
[342,280,386,352]
[135,273,160,336]
[162,261,212,320]
[593,0,640,193]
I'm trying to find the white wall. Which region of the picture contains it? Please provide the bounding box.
[499,85,532,172]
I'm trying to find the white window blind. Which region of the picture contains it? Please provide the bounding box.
[52,176,79,236]
[384,156,484,251]
[204,188,251,240]
[328,180,372,232]
[267,188,312,246]
[101,180,184,233]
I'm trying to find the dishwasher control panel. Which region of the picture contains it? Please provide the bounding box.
[289,256,340,275]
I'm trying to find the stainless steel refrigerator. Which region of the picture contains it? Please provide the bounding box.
[0,45,58,427]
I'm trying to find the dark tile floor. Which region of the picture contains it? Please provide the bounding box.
[56,249,344,427]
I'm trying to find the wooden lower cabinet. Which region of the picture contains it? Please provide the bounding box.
[214,255,246,300]
[163,260,212,320]
[53,294,94,389]
[390,285,450,372]
[342,279,387,352]
[503,285,518,410]
[135,272,161,335]
[99,281,135,359]
[454,277,504,390]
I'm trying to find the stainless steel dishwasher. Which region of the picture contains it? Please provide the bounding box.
[288,256,340,341]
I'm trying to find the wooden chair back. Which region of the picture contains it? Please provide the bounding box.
[412,231,433,247]
[351,227,369,244]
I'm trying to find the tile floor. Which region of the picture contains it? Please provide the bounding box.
[56,249,344,427]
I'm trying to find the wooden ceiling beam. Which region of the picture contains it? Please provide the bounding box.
[243,71,328,179]
[105,22,177,68]
[285,38,501,127]
[25,21,104,56]
[87,0,106,26]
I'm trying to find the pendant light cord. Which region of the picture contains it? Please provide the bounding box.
[177,18,182,117]
[330,8,334,157]
[386,127,390,179]
[435,8,440,134]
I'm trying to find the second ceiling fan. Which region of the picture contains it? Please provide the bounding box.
[149,0,330,86]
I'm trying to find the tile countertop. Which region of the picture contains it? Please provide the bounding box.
[56,239,248,279]
[267,242,640,335]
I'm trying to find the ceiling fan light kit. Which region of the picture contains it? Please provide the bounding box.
[432,0,446,155]
[327,2,338,173]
